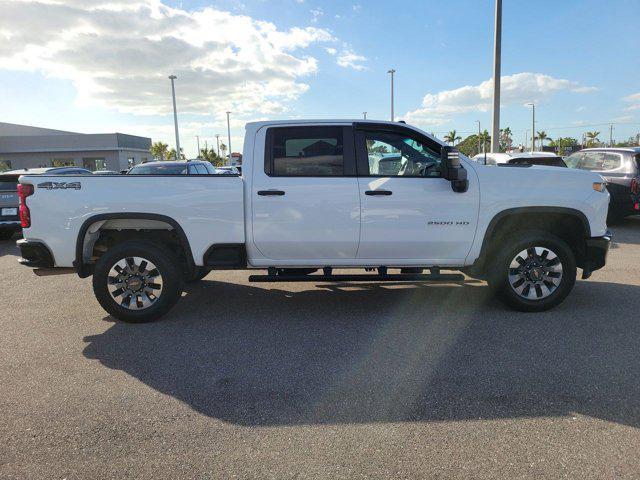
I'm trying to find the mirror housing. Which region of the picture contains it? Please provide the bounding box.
[441,146,468,193]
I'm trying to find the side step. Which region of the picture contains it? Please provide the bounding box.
[248,272,465,283]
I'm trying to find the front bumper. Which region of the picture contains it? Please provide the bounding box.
[581,230,612,279]
[17,239,55,268]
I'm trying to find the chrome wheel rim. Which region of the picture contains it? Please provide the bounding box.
[508,247,563,300]
[107,256,163,310]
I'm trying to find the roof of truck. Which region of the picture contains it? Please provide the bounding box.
[245,119,444,145]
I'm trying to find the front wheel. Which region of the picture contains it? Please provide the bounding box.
[93,240,184,323]
[487,231,576,312]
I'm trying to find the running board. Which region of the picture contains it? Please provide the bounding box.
[248,272,465,283]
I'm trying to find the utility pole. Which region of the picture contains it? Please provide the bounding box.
[168,75,181,160]
[490,0,502,153]
[195,135,200,158]
[215,134,220,157]
[363,112,367,119]
[475,120,481,155]
[524,130,528,150]
[609,124,614,147]
[226,111,232,166]
[527,103,535,152]
[387,69,396,121]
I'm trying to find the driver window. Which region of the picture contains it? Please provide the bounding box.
[363,131,441,177]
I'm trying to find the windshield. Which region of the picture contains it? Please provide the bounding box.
[128,164,187,175]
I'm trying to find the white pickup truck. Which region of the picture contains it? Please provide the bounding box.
[16,120,611,322]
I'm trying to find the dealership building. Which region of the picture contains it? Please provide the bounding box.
[0,122,152,172]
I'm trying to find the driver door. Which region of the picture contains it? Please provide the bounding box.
[354,125,479,263]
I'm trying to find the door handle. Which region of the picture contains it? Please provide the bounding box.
[257,189,285,196]
[365,190,392,196]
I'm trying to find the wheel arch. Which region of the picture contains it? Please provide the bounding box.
[74,213,195,278]
[472,207,591,277]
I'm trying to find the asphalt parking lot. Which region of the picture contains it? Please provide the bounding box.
[1,219,640,479]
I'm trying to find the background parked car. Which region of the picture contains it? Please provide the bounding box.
[0,166,93,239]
[215,166,241,175]
[565,148,640,222]
[127,160,217,175]
[472,151,563,167]
[92,170,121,175]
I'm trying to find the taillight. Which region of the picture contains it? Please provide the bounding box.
[17,183,34,228]
[631,177,639,195]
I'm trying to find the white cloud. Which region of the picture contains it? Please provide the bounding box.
[352,4,362,13]
[0,0,335,116]
[623,92,640,111]
[325,47,337,55]
[405,72,596,126]
[336,50,367,71]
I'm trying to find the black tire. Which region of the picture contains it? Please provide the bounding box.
[487,230,576,312]
[0,230,15,241]
[186,267,210,283]
[93,240,184,323]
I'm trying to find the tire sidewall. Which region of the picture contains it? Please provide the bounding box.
[489,231,576,312]
[93,241,184,323]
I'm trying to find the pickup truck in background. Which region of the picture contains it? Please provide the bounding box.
[16,120,612,322]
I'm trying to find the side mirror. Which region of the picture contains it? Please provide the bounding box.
[441,146,468,193]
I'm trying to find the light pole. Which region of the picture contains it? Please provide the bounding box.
[527,103,535,152]
[363,112,367,119]
[475,120,481,155]
[195,135,200,158]
[215,134,220,157]
[387,69,396,121]
[226,111,232,166]
[490,0,502,153]
[168,75,181,160]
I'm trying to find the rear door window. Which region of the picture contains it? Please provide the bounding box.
[265,126,354,177]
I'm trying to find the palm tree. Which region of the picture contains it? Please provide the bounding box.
[500,127,513,151]
[150,141,169,161]
[535,130,551,149]
[444,129,461,146]
[478,129,491,154]
[586,131,600,147]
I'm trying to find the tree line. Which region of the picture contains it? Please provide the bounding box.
[149,141,228,166]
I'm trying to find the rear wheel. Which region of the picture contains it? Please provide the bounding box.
[488,231,576,312]
[93,240,184,323]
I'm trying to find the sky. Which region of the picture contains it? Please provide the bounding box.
[1,0,639,157]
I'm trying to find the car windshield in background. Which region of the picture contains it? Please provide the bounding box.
[129,164,187,175]
[0,175,20,191]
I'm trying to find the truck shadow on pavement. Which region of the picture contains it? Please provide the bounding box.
[83,278,640,428]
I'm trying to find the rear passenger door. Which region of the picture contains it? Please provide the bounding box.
[251,125,361,262]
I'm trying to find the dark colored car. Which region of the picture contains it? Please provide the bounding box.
[127,160,219,175]
[0,166,92,240]
[0,173,20,240]
[565,148,640,222]
[508,155,567,168]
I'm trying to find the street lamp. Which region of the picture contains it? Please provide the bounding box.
[168,75,181,160]
[195,135,200,158]
[215,134,220,157]
[226,111,232,166]
[475,120,481,155]
[387,69,396,121]
[490,0,502,153]
[363,112,367,119]
[527,103,535,152]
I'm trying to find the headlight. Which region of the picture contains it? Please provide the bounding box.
[593,182,607,192]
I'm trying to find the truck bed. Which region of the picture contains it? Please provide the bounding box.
[20,174,245,267]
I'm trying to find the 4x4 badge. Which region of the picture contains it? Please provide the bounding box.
[37,181,82,190]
